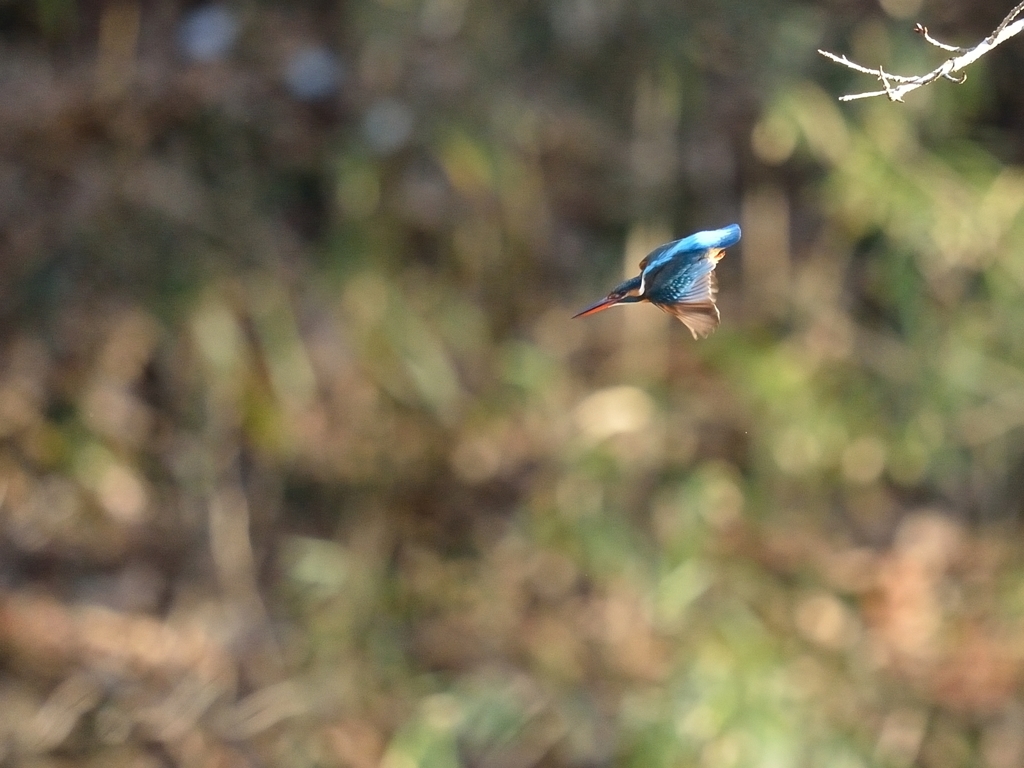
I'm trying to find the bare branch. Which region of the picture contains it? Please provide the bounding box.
[819,3,1024,102]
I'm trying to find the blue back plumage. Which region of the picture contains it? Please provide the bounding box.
[672,223,741,253]
[640,224,741,275]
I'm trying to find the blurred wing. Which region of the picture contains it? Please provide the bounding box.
[658,271,721,339]
[679,267,718,303]
[661,300,721,339]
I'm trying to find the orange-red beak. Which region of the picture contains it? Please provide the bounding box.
[572,295,623,318]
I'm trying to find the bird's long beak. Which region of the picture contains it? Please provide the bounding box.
[572,295,623,318]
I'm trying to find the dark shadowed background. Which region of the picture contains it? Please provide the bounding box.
[2,0,1024,765]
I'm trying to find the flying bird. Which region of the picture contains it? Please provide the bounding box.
[573,224,741,339]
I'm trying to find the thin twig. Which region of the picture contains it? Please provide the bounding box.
[913,23,967,53]
[819,3,1024,102]
[817,50,916,82]
[992,0,1024,38]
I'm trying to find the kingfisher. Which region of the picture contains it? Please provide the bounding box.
[573,224,741,339]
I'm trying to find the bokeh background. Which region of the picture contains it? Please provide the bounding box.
[2,0,1024,765]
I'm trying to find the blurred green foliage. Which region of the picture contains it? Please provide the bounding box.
[3,0,1024,767]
